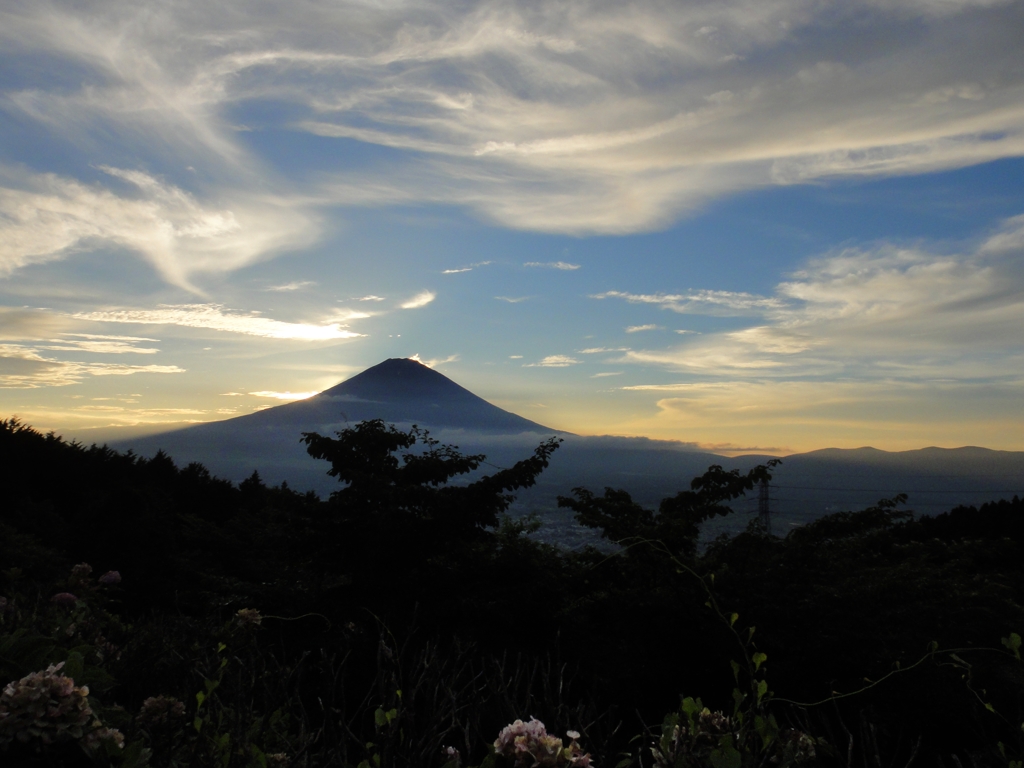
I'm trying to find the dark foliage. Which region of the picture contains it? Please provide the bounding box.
[1,416,1023,767]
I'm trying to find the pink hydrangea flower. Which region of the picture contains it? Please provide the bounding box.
[98,571,121,586]
[50,592,79,607]
[494,718,592,768]
[0,662,123,753]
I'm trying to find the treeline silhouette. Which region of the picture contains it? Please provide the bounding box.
[1,417,1022,767]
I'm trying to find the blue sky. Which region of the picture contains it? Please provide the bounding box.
[2,0,1023,454]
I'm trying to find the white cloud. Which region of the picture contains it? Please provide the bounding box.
[356,295,386,302]
[248,390,318,400]
[326,309,374,322]
[525,354,579,367]
[3,0,1023,235]
[443,260,492,273]
[496,296,529,303]
[0,344,183,388]
[0,308,73,341]
[608,213,1024,380]
[0,168,316,290]
[524,261,580,270]
[593,290,785,315]
[74,304,363,340]
[591,371,624,377]
[400,291,437,309]
[409,353,459,367]
[40,338,160,354]
[626,324,662,333]
[266,281,316,292]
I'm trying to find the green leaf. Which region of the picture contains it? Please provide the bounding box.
[63,650,85,681]
[709,744,742,768]
[732,688,745,713]
[119,740,152,768]
[682,697,702,718]
[757,679,768,703]
[752,652,767,671]
[729,613,739,627]
[374,707,387,728]
[615,758,634,768]
[730,659,740,684]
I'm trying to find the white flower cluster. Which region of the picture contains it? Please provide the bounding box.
[0,663,123,753]
[493,717,592,768]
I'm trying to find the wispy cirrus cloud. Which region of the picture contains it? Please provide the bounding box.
[40,336,161,354]
[593,290,785,315]
[3,0,1024,238]
[0,344,183,388]
[525,354,579,367]
[443,261,492,274]
[610,213,1024,380]
[524,261,580,270]
[626,324,662,333]
[0,168,316,290]
[248,390,318,400]
[266,281,316,292]
[400,291,437,309]
[73,304,363,340]
[578,346,629,354]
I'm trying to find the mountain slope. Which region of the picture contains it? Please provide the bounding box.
[114,358,562,487]
[233,357,558,434]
